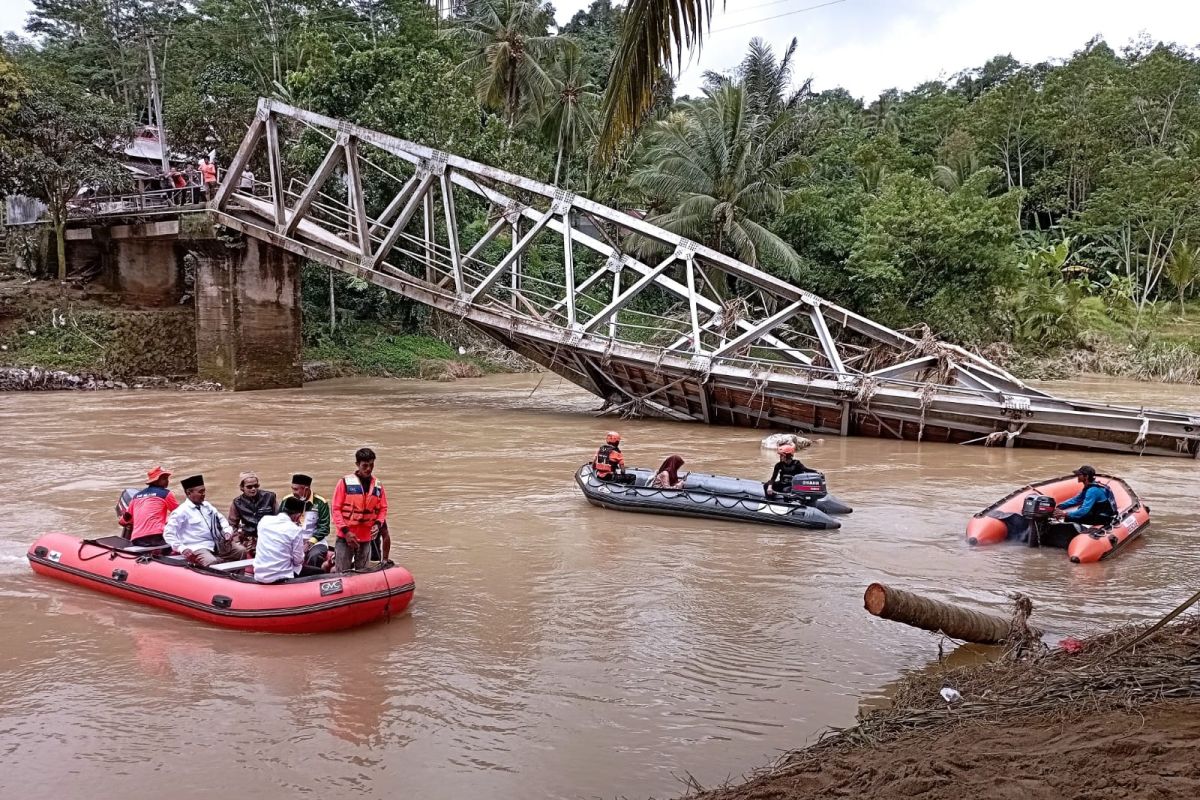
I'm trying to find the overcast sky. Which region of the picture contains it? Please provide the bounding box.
[2,0,1197,100]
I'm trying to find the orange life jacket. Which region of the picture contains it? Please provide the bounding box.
[593,444,624,478]
[337,473,384,530]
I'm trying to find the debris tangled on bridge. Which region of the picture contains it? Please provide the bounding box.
[211,98,1199,458]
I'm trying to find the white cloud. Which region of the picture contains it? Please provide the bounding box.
[554,0,1200,101]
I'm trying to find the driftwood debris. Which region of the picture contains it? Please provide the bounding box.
[864,582,1044,645]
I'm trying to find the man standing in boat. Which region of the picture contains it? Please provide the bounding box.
[228,471,278,546]
[764,443,811,497]
[121,465,179,547]
[163,475,249,566]
[332,448,388,573]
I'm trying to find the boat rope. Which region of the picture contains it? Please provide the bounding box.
[77,539,141,562]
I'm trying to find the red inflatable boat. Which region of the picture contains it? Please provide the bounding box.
[27,533,415,633]
[966,474,1150,563]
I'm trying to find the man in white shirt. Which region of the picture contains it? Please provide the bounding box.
[163,474,249,567]
[252,496,310,584]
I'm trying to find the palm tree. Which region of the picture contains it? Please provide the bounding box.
[704,37,812,118]
[446,0,564,128]
[1166,240,1199,316]
[631,84,804,276]
[541,51,599,186]
[597,0,720,158]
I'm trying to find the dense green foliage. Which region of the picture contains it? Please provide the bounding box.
[3,0,1200,365]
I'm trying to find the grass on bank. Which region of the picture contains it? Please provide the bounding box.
[303,323,495,380]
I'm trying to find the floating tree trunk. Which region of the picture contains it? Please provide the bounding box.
[864,582,1043,645]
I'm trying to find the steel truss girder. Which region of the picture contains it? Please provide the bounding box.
[207,98,1200,458]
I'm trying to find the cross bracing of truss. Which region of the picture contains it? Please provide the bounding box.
[208,98,1200,457]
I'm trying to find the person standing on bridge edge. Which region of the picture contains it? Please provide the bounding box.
[200,157,218,201]
[332,448,388,573]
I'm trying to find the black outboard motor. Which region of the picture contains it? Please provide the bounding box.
[1021,494,1055,547]
[787,471,828,504]
[116,488,138,537]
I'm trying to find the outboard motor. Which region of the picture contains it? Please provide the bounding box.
[787,471,828,503]
[116,488,138,536]
[1021,494,1055,547]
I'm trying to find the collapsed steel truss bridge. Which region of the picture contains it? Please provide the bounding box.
[210,99,1199,458]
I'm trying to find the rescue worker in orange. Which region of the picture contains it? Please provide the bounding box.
[593,431,633,484]
[331,447,388,572]
[764,443,811,497]
[121,465,179,547]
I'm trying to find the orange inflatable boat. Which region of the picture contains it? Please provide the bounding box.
[966,474,1150,563]
[28,533,414,633]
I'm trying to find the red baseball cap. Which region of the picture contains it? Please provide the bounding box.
[147,466,172,482]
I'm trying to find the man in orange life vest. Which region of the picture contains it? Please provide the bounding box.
[331,447,388,572]
[593,431,634,484]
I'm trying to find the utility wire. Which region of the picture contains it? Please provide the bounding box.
[711,0,847,34]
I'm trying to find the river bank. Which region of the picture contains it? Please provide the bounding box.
[2,278,1198,389]
[0,278,529,387]
[689,612,1200,800]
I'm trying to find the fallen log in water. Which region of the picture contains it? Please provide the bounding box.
[864,582,1043,645]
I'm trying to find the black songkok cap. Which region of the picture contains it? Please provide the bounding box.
[181,474,204,491]
[280,496,307,515]
[291,473,313,486]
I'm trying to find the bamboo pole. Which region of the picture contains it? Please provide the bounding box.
[864,582,1043,645]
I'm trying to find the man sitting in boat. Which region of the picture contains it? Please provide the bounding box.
[650,455,686,489]
[593,431,634,484]
[1052,465,1118,526]
[288,473,335,572]
[163,474,250,567]
[228,471,278,546]
[253,496,322,583]
[120,465,179,548]
[764,444,811,497]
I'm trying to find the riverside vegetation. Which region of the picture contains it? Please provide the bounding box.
[0,0,1198,384]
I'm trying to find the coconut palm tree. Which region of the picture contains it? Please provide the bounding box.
[541,51,599,186]
[597,0,719,157]
[631,83,804,276]
[703,37,812,118]
[446,0,564,128]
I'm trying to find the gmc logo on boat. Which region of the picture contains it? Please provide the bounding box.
[319,579,344,596]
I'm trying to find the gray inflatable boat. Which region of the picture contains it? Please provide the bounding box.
[574,464,852,530]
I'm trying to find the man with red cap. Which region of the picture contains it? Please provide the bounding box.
[120,466,180,547]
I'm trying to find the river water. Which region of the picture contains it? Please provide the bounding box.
[0,374,1197,799]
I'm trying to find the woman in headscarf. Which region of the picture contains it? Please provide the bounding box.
[650,454,686,489]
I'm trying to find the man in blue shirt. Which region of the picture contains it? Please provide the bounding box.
[1054,465,1117,525]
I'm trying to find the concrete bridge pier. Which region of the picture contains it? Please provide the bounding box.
[191,237,302,391]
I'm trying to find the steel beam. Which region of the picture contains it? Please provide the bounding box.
[212,112,265,210]
[711,302,805,357]
[581,255,676,333]
[264,114,285,227]
[468,210,554,302]
[283,138,345,237]
[343,137,372,258]
[371,172,436,270]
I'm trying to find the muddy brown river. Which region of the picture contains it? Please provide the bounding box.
[1,374,1197,799]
